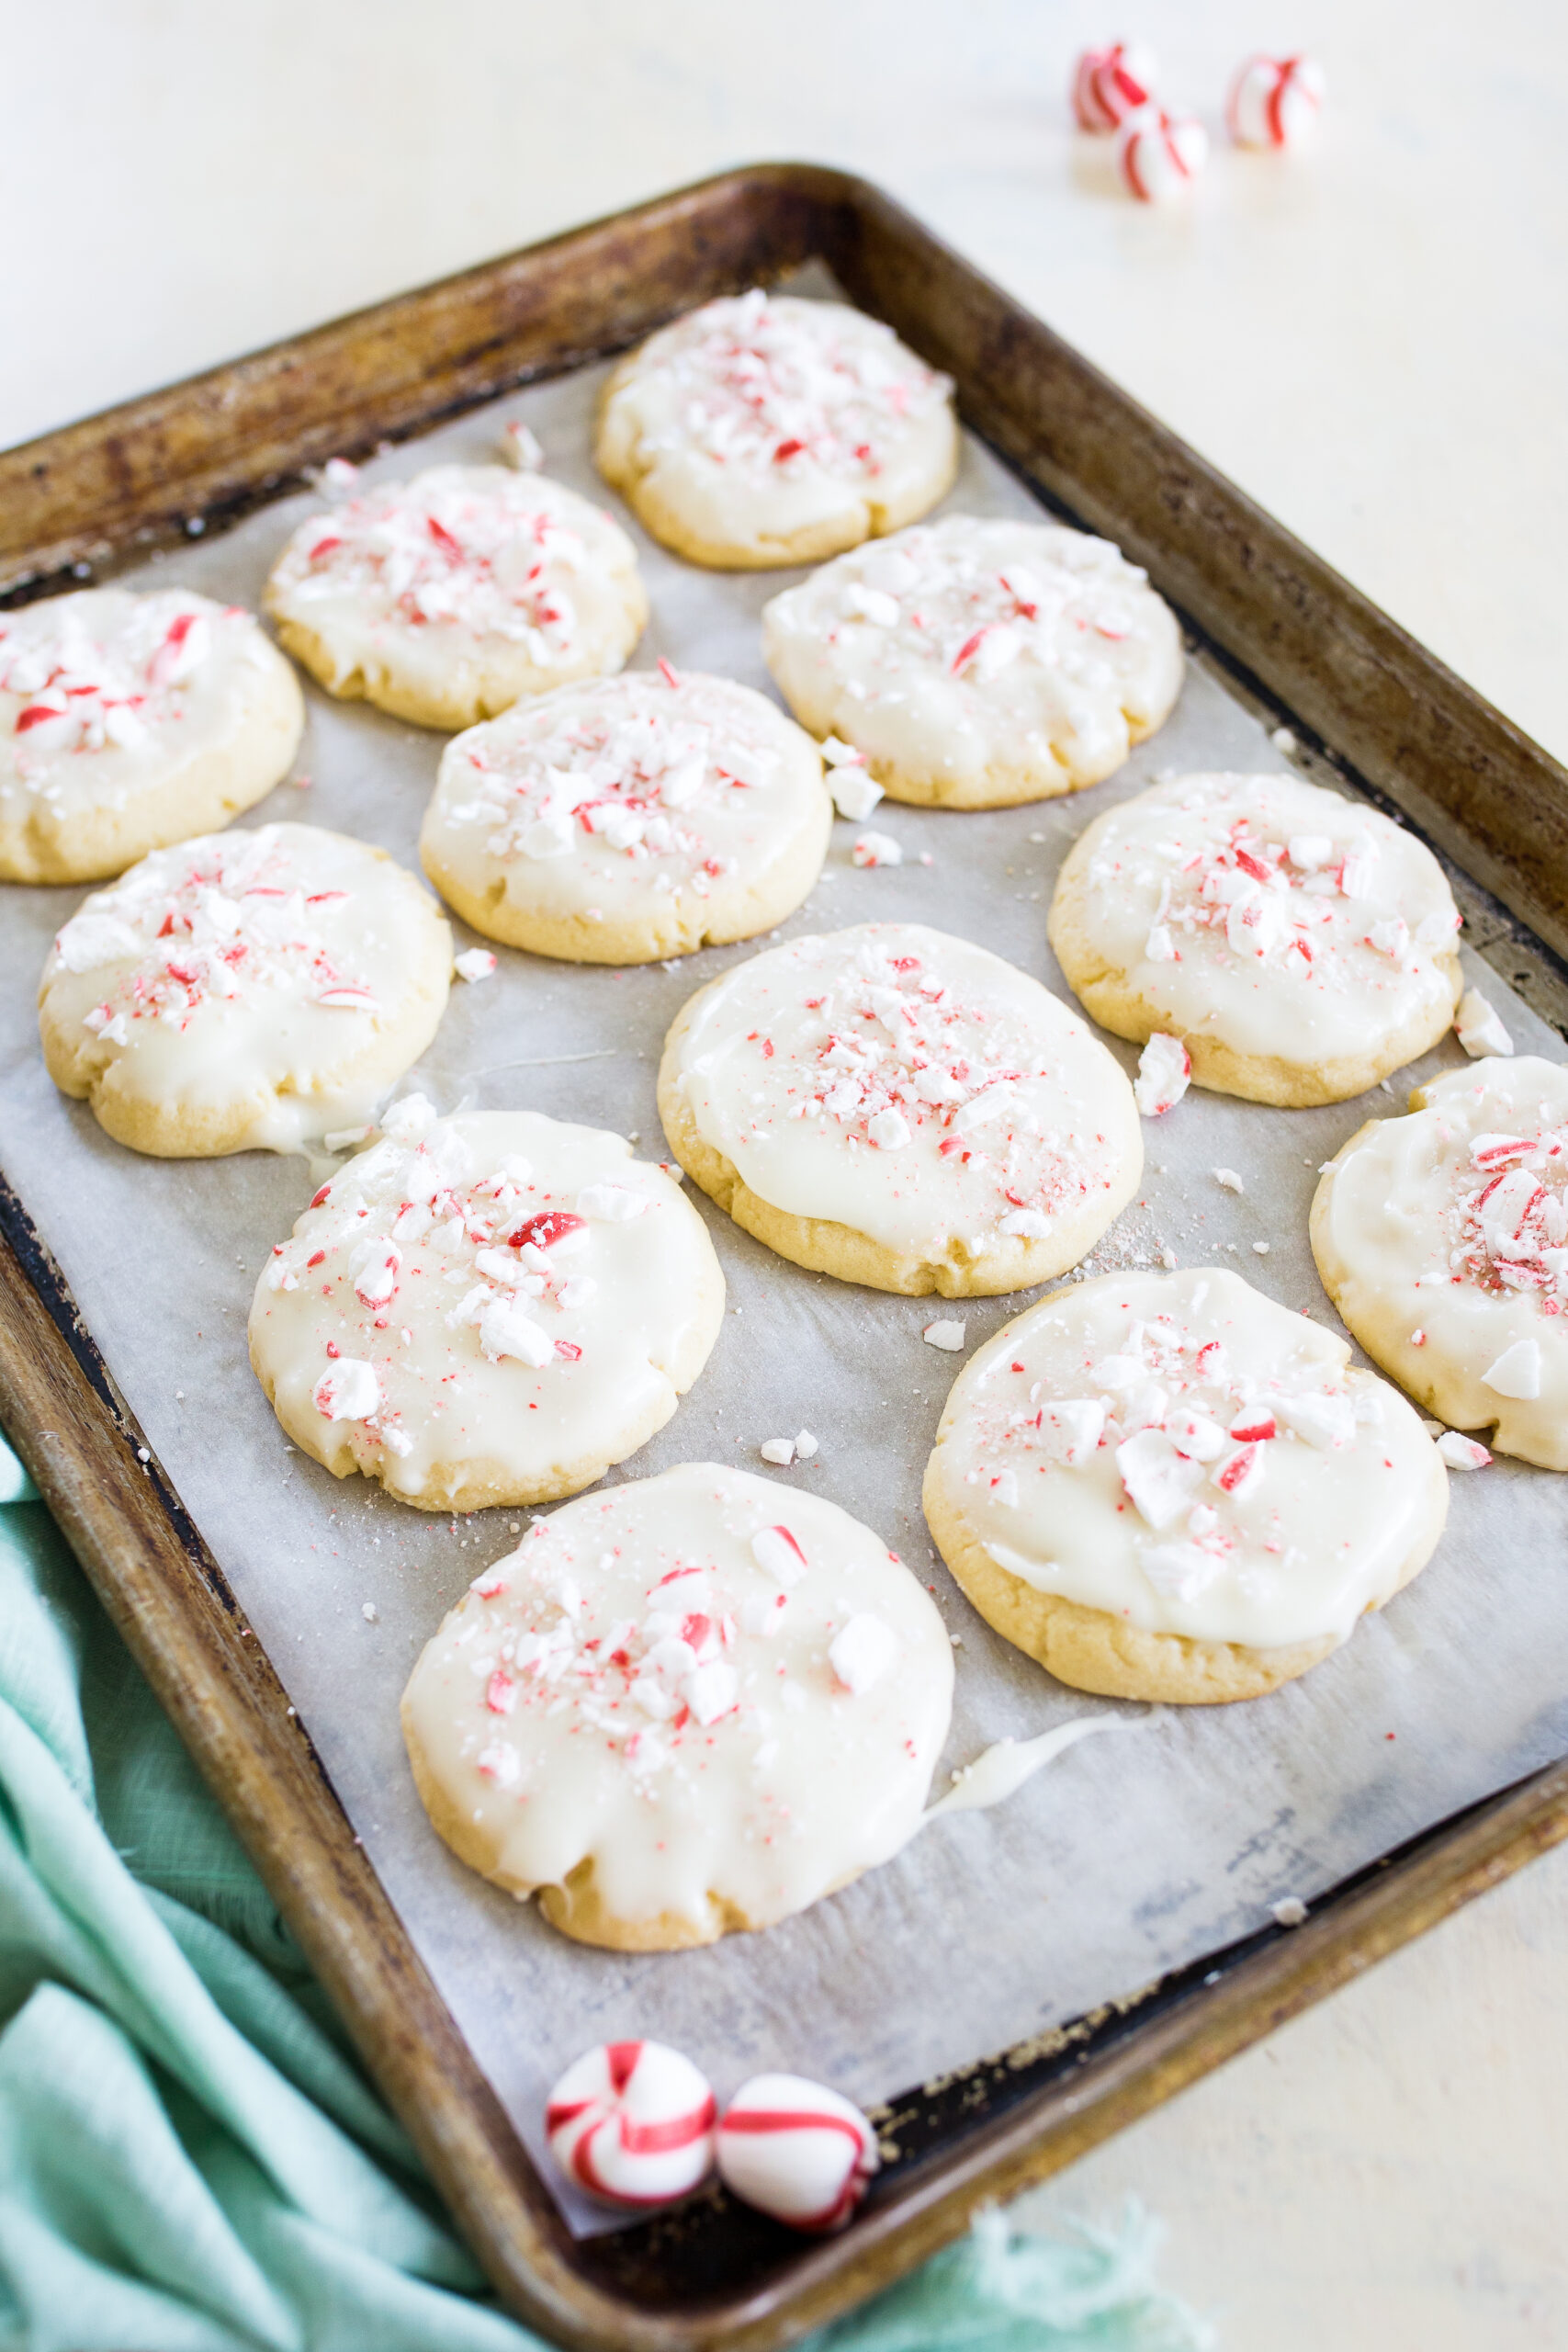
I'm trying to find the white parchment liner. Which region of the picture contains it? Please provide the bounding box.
[3,321,1565,2237]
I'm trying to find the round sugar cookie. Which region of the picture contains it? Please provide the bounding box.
[0,588,303,885]
[264,465,647,730]
[761,514,1183,808]
[594,290,958,571]
[419,667,831,964]
[1312,1056,1568,1470]
[39,822,451,1158]
[249,1100,724,1512]
[400,1461,953,1948]
[1048,771,1462,1105]
[658,922,1143,1297]
[923,1266,1448,1704]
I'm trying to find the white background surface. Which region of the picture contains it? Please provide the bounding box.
[5,3,1566,2343]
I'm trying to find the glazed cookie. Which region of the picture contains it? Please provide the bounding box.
[658,922,1142,1296]
[1048,771,1462,1105]
[594,290,957,570]
[249,1099,724,1511]
[762,515,1183,808]
[39,822,450,1157]
[923,1267,1448,1704]
[264,466,647,729]
[0,588,303,885]
[1312,1056,1568,1470]
[400,1461,953,1948]
[419,667,832,964]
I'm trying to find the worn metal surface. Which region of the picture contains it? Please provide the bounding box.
[2,164,1566,2348]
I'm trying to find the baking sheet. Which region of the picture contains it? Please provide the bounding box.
[3,322,1566,2237]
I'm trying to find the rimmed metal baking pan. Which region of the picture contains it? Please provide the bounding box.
[2,164,1566,2349]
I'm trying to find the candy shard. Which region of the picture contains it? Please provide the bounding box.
[546,2041,716,2208]
[1437,1430,1492,1470]
[1481,1338,1542,1400]
[1134,1032,1191,1116]
[716,2073,879,2233]
[752,1523,807,1585]
[829,1611,898,1695]
[852,830,903,868]
[313,1358,379,1421]
[1454,988,1514,1059]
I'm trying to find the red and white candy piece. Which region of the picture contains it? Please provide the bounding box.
[1133,1032,1191,1117]
[716,2074,880,2233]
[1072,41,1158,132]
[1226,54,1325,150]
[1119,107,1209,203]
[546,2041,716,2208]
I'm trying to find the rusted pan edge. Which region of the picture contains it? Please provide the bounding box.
[0,1204,651,2352]
[811,181,1568,970]
[5,1187,1567,2351]
[0,168,843,597]
[749,1755,1568,2347]
[4,161,1565,967]
[4,162,1568,2346]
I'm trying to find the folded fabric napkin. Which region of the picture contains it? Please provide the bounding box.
[0,1430,1211,2350]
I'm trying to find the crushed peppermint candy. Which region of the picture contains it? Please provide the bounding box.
[257,1100,687,1474]
[852,831,902,868]
[766,514,1172,797]
[1480,1338,1542,1399]
[1440,1109,1568,1305]
[426,669,795,899]
[1134,1033,1190,1117]
[923,1320,966,1351]
[501,419,544,470]
[454,947,497,982]
[829,1612,898,1695]
[1454,988,1513,1059]
[1437,1430,1492,1469]
[1213,1167,1245,1193]
[403,1471,947,1856]
[759,1438,796,1466]
[268,464,604,657]
[2,588,256,770]
[1085,776,1462,1023]
[822,743,884,823]
[676,924,1131,1264]
[952,1274,1414,1619]
[51,824,382,1038]
[603,289,952,489]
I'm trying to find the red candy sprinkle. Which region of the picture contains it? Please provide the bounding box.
[510,1210,586,1251]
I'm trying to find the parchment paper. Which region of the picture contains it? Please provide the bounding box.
[3,315,1565,2235]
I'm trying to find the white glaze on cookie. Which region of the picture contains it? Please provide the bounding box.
[400,1463,953,1939]
[1313,1057,1568,1469]
[264,465,645,723]
[419,668,830,956]
[0,588,301,882]
[668,922,1142,1268]
[929,1267,1445,1649]
[762,516,1183,802]
[38,823,450,1154]
[249,1102,724,1508]
[1055,771,1461,1070]
[595,292,956,563]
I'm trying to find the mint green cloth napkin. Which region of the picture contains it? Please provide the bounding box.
[0,1429,1211,2350]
